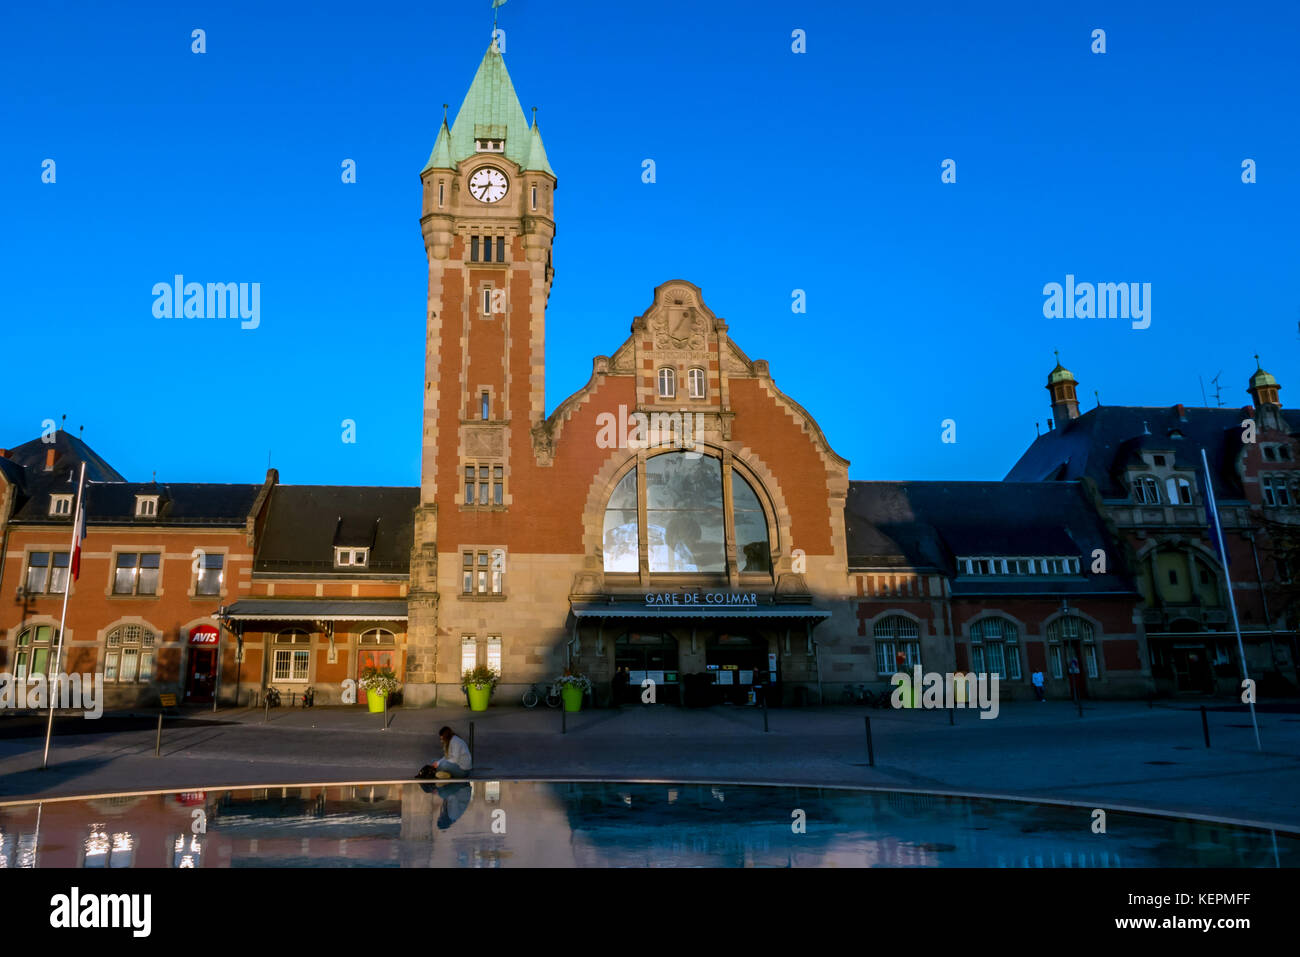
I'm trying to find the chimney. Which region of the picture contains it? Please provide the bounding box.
[0,449,9,459]
[44,448,57,471]
[1174,404,1187,421]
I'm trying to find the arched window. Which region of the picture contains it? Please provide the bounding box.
[732,471,771,572]
[1165,477,1193,505]
[358,628,395,646]
[602,469,639,573]
[647,453,724,572]
[600,453,774,576]
[687,368,706,399]
[272,629,311,683]
[969,617,1021,679]
[14,624,55,679]
[873,616,920,675]
[105,624,156,684]
[1046,616,1097,679]
[657,367,676,398]
[1133,476,1160,505]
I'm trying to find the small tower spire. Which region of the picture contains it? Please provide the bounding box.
[1046,352,1080,429]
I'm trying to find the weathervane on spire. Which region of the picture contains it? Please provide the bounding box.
[491,0,507,49]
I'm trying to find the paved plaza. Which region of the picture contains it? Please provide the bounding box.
[1,699,1298,830]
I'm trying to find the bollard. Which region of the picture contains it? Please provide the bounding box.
[763,690,769,733]
[1201,705,1211,748]
[382,695,388,731]
[469,720,475,757]
[562,703,567,734]
[864,715,875,767]
[154,712,163,757]
[948,706,954,726]
[264,697,269,724]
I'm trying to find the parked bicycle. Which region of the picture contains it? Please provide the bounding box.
[264,685,281,708]
[842,683,891,708]
[521,682,561,709]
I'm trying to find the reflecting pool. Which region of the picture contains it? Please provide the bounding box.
[0,782,1294,867]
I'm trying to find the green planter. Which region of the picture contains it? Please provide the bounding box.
[561,684,584,712]
[467,683,492,711]
[367,691,387,713]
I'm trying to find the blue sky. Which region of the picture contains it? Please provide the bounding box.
[2,0,1297,486]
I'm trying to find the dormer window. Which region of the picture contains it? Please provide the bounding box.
[49,494,72,517]
[135,495,159,518]
[1166,477,1193,505]
[1152,455,1166,467]
[1133,476,1161,505]
[475,138,504,153]
[335,547,369,568]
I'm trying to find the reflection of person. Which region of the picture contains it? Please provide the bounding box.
[432,726,472,779]
[436,783,473,830]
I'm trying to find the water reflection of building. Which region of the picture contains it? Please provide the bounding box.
[0,783,1293,867]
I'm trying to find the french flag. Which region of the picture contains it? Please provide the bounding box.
[71,485,87,581]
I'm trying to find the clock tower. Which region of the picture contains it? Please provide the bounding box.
[406,38,557,703]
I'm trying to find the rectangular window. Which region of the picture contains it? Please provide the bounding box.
[477,551,488,594]
[465,466,475,504]
[120,647,139,683]
[1277,481,1292,507]
[462,552,474,594]
[496,236,505,262]
[1084,644,1099,678]
[438,182,445,207]
[487,636,502,673]
[1263,479,1276,506]
[272,649,310,682]
[461,637,478,674]
[114,553,160,595]
[25,552,50,594]
[478,466,489,506]
[1265,446,1277,461]
[481,392,490,420]
[530,186,537,210]
[196,554,224,595]
[482,287,492,316]
[470,235,480,262]
[493,466,503,505]
[1049,645,1063,679]
[50,495,72,516]
[465,460,504,507]
[49,552,70,594]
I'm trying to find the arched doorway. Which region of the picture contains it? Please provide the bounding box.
[614,633,680,704]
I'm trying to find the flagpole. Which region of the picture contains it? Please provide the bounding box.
[1200,448,1261,751]
[41,462,86,770]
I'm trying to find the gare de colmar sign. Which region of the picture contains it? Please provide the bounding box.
[644,592,759,606]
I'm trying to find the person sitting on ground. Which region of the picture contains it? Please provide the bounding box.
[428,725,472,779]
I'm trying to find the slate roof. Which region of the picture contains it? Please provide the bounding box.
[11,481,260,526]
[4,431,126,485]
[1003,405,1288,501]
[845,481,1135,596]
[254,485,418,575]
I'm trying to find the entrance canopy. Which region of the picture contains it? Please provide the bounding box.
[219,600,408,622]
[571,604,829,621]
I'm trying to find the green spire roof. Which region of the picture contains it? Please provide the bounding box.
[1249,355,1278,389]
[1047,350,1076,387]
[425,119,454,170]
[524,121,554,176]
[422,43,532,174]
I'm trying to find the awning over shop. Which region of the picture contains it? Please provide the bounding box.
[219,600,408,622]
[571,604,830,620]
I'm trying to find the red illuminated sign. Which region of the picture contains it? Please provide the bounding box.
[189,625,220,646]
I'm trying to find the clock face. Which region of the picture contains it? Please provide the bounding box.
[469,167,509,204]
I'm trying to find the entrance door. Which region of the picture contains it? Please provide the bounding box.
[614,634,680,705]
[706,634,768,705]
[357,649,394,706]
[185,649,217,703]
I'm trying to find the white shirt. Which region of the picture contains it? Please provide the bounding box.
[441,734,472,771]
